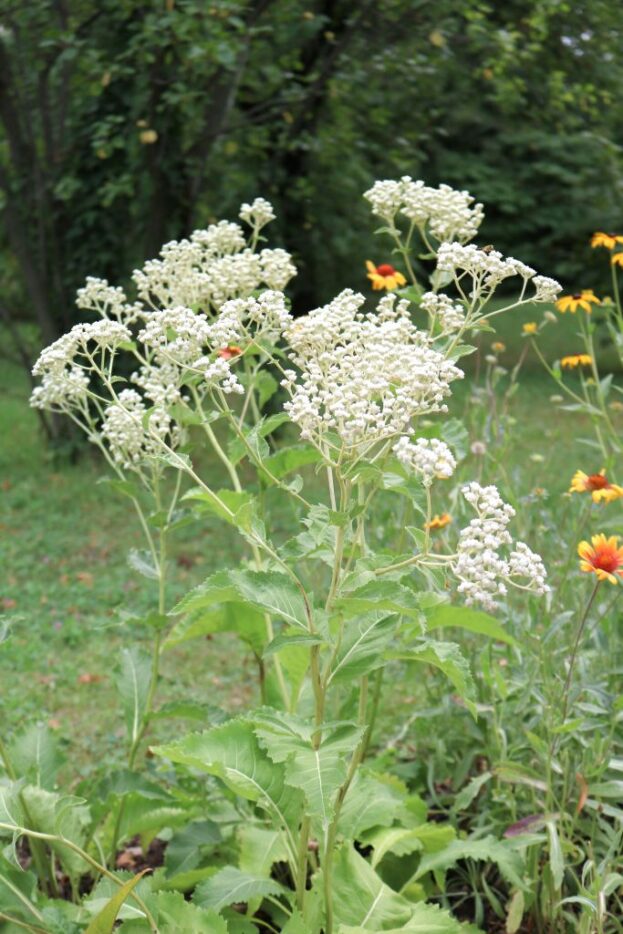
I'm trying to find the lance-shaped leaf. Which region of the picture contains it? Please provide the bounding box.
[154,720,302,838]
[424,604,517,647]
[115,647,152,746]
[85,870,149,934]
[193,866,288,912]
[388,641,476,715]
[172,568,311,633]
[328,613,396,685]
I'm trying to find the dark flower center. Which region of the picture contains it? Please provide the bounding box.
[376,264,396,276]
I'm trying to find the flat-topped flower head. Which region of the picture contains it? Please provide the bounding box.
[363,177,484,243]
[578,534,623,584]
[591,232,623,250]
[569,469,623,503]
[561,353,592,369]
[366,261,406,291]
[522,322,538,335]
[283,290,463,451]
[555,290,600,314]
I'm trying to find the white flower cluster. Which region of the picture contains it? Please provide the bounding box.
[30,366,90,411]
[364,177,484,243]
[436,243,561,301]
[101,389,181,471]
[239,197,276,229]
[453,482,548,610]
[132,207,295,310]
[282,290,463,450]
[76,277,142,325]
[393,436,456,486]
[420,292,466,332]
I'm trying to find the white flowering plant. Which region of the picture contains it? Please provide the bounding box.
[3,182,560,931]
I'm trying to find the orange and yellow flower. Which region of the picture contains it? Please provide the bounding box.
[218,345,243,360]
[366,261,407,291]
[578,534,623,584]
[611,253,623,269]
[491,341,506,353]
[591,232,623,250]
[522,322,538,335]
[561,353,592,369]
[425,513,452,531]
[555,290,601,314]
[569,469,623,503]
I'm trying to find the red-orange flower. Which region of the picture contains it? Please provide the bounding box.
[578,534,623,584]
[425,512,452,531]
[218,345,243,360]
[569,469,623,503]
[366,260,407,291]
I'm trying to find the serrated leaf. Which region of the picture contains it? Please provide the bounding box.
[337,772,405,840]
[155,720,302,840]
[193,866,288,911]
[339,899,463,931]
[10,724,63,790]
[389,641,476,715]
[413,835,526,891]
[164,820,221,878]
[166,602,267,654]
[127,549,159,580]
[452,772,491,813]
[328,613,396,685]
[330,844,417,928]
[334,581,421,621]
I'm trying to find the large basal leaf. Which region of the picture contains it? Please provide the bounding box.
[154,720,302,839]
[255,714,364,827]
[117,891,229,933]
[238,825,288,879]
[330,844,414,928]
[18,787,90,878]
[412,835,527,891]
[328,613,397,685]
[424,604,517,647]
[193,866,288,912]
[171,568,311,633]
[338,899,464,932]
[337,772,406,841]
[115,647,152,746]
[388,641,476,715]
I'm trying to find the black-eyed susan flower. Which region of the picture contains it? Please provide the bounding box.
[578,534,623,584]
[217,345,243,360]
[569,469,623,503]
[611,253,623,269]
[366,261,407,291]
[522,322,538,335]
[425,512,452,530]
[591,232,623,250]
[555,290,601,314]
[561,353,592,369]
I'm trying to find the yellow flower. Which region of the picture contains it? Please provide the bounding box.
[569,469,623,504]
[491,341,506,353]
[561,353,592,369]
[366,260,407,291]
[425,513,452,531]
[591,232,623,250]
[555,290,601,314]
[578,534,623,584]
[611,253,623,269]
[522,322,538,335]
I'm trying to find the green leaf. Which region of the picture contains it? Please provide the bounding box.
[193,866,288,911]
[328,613,396,685]
[413,835,526,891]
[255,713,364,826]
[546,820,564,890]
[116,647,152,746]
[164,820,221,878]
[172,568,311,633]
[334,581,422,621]
[141,891,229,933]
[264,443,321,479]
[389,641,476,715]
[155,719,302,837]
[337,772,406,841]
[424,605,517,647]
[238,825,288,879]
[505,890,525,934]
[330,844,416,928]
[10,724,63,790]
[166,602,267,654]
[452,772,491,812]
[263,632,325,657]
[17,786,90,878]
[85,870,149,934]
[127,548,159,580]
[339,900,463,932]
[184,488,259,532]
